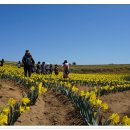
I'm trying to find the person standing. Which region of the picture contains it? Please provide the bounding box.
[45,63,50,74]
[54,64,59,76]
[36,61,42,74]
[62,60,69,78]
[49,64,53,74]
[22,50,35,77]
[41,61,46,74]
[17,61,21,68]
[0,59,4,66]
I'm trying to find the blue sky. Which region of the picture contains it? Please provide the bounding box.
[0,4,130,65]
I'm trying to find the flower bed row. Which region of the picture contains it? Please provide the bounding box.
[0,65,130,125]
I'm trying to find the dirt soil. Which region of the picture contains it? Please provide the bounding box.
[14,90,85,126]
[0,79,85,126]
[0,79,24,109]
[100,90,130,118]
[3,79,130,125]
[72,84,130,119]
[77,85,92,91]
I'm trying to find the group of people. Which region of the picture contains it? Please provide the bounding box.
[21,50,69,78]
[34,62,59,75]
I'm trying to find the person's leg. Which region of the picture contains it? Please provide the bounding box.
[24,66,27,77]
[28,66,32,77]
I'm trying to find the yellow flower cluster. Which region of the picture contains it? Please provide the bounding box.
[0,113,8,125]
[8,98,16,108]
[122,116,130,125]
[21,97,30,105]
[110,113,120,125]
[38,82,47,95]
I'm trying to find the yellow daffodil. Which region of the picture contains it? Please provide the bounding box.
[38,82,42,88]
[122,116,130,126]
[2,107,10,115]
[25,106,30,111]
[19,106,25,113]
[0,113,8,125]
[30,86,35,91]
[72,86,79,93]
[21,97,30,105]
[85,91,90,98]
[96,99,102,107]
[89,98,96,106]
[8,98,16,108]
[80,91,86,97]
[101,103,108,111]
[110,113,120,125]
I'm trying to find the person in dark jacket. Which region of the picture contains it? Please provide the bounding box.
[36,61,42,74]
[54,64,59,76]
[49,64,53,74]
[22,50,35,77]
[0,59,4,66]
[41,62,46,74]
[45,63,50,74]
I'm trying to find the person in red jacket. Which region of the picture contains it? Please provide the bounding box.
[22,50,35,77]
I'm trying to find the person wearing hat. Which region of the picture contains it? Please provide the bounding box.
[22,50,35,77]
[62,60,69,78]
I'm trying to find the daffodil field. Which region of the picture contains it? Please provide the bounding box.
[0,65,130,126]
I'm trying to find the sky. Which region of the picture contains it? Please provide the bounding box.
[0,4,130,65]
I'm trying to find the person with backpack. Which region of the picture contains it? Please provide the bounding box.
[54,64,59,76]
[22,50,35,77]
[62,60,69,78]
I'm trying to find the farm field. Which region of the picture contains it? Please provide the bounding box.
[1,63,130,126]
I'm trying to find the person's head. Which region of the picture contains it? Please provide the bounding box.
[50,64,52,67]
[25,50,30,56]
[38,61,40,64]
[42,62,45,65]
[63,60,68,64]
[55,64,57,66]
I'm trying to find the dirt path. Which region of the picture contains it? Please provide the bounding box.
[0,79,24,109]
[15,90,85,126]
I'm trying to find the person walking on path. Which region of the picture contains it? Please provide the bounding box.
[62,60,69,78]
[22,50,35,77]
